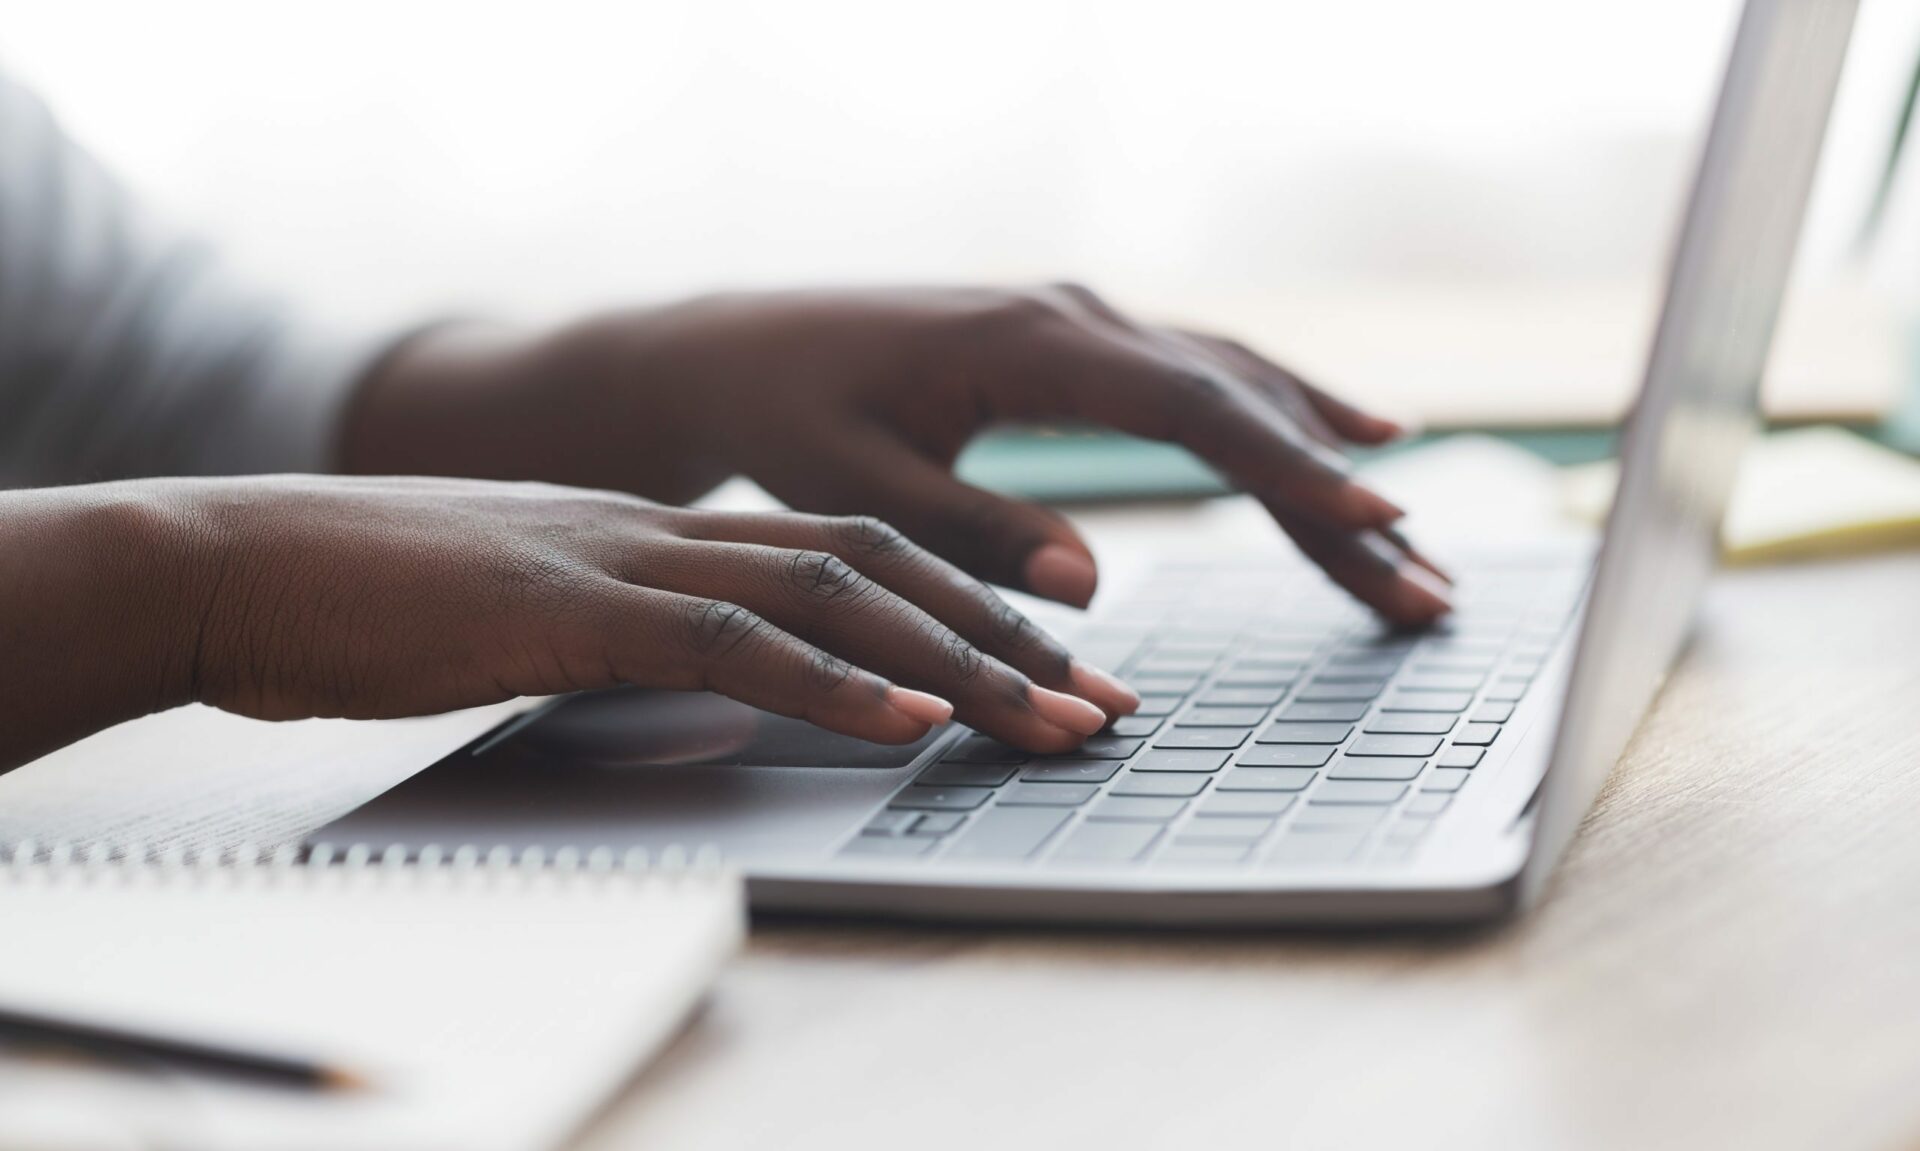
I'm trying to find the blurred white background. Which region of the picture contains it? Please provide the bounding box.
[3,0,1918,419]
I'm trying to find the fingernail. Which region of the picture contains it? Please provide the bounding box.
[1397,561,1454,617]
[886,686,954,726]
[1027,683,1109,735]
[1380,526,1453,585]
[1344,482,1406,526]
[1023,544,1098,608]
[1068,660,1141,715]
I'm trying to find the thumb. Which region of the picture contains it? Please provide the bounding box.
[825,435,1099,607]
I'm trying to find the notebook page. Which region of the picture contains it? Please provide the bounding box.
[0,860,743,1151]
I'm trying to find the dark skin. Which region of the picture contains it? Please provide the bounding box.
[0,284,1449,773]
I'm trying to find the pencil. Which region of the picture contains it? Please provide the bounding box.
[0,1005,370,1091]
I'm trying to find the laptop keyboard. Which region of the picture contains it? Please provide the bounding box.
[841,551,1591,871]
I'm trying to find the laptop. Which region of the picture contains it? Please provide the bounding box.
[312,0,1856,925]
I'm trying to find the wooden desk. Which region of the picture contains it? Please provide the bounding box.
[3,545,1915,1151]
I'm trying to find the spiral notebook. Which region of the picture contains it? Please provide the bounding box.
[0,849,743,1151]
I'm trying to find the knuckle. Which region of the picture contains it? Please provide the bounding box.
[934,628,987,684]
[785,549,865,602]
[972,288,1060,334]
[800,647,857,694]
[1046,280,1103,310]
[680,598,766,658]
[983,586,1070,670]
[832,515,907,558]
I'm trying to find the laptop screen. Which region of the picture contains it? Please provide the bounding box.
[1521,0,1857,900]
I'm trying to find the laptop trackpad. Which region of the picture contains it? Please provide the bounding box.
[514,689,937,769]
[308,689,940,860]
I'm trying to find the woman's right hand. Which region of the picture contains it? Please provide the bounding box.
[0,476,1138,772]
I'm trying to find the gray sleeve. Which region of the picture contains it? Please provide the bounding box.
[0,70,397,487]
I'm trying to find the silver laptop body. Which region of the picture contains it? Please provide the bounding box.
[313,0,1855,926]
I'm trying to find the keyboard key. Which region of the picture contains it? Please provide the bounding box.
[1327,757,1426,781]
[1451,724,1501,746]
[1132,674,1203,695]
[863,810,920,835]
[1277,701,1368,723]
[1132,657,1215,676]
[1176,707,1268,727]
[1133,694,1185,717]
[1411,658,1497,674]
[1056,735,1144,760]
[1436,746,1485,769]
[839,835,936,858]
[889,786,994,811]
[1132,750,1231,773]
[1290,804,1391,828]
[1154,728,1250,751]
[998,783,1098,807]
[1313,666,1394,684]
[1309,780,1407,804]
[1196,687,1286,708]
[1363,713,1456,736]
[1088,796,1188,821]
[1107,715,1164,737]
[943,808,1072,860]
[1052,821,1164,863]
[1214,672,1296,688]
[1470,702,1516,724]
[1264,833,1365,866]
[917,762,1019,787]
[1400,794,1452,819]
[1234,744,1335,768]
[1198,792,1297,817]
[1397,673,1484,692]
[1224,661,1305,682]
[1152,640,1232,658]
[1296,681,1384,702]
[1228,658,1308,676]
[1483,682,1528,702]
[1217,767,1317,792]
[1380,691,1473,713]
[1160,842,1253,865]
[1111,773,1211,798]
[1257,722,1353,745]
[1020,759,1122,783]
[909,811,968,836]
[1422,768,1472,793]
[1181,816,1275,841]
[1347,734,1444,757]
[941,736,1028,764]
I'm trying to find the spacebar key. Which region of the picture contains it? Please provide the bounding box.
[943,808,1072,861]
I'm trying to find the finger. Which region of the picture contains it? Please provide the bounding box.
[1379,523,1455,586]
[1168,331,1344,448]
[680,510,1139,716]
[986,319,1406,531]
[1294,376,1407,445]
[788,427,1105,609]
[1173,329,1404,447]
[636,541,1109,753]
[599,585,953,744]
[1263,504,1453,626]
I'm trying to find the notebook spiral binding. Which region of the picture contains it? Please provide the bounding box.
[0,839,727,880]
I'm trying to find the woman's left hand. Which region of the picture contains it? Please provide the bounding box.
[344,284,1450,624]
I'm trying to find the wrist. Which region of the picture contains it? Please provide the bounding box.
[0,483,209,769]
[337,321,537,477]
[339,303,743,504]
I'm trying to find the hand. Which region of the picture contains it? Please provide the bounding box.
[0,477,1139,771]
[344,285,1452,625]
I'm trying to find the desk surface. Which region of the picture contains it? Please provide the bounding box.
[4,540,1916,1151]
